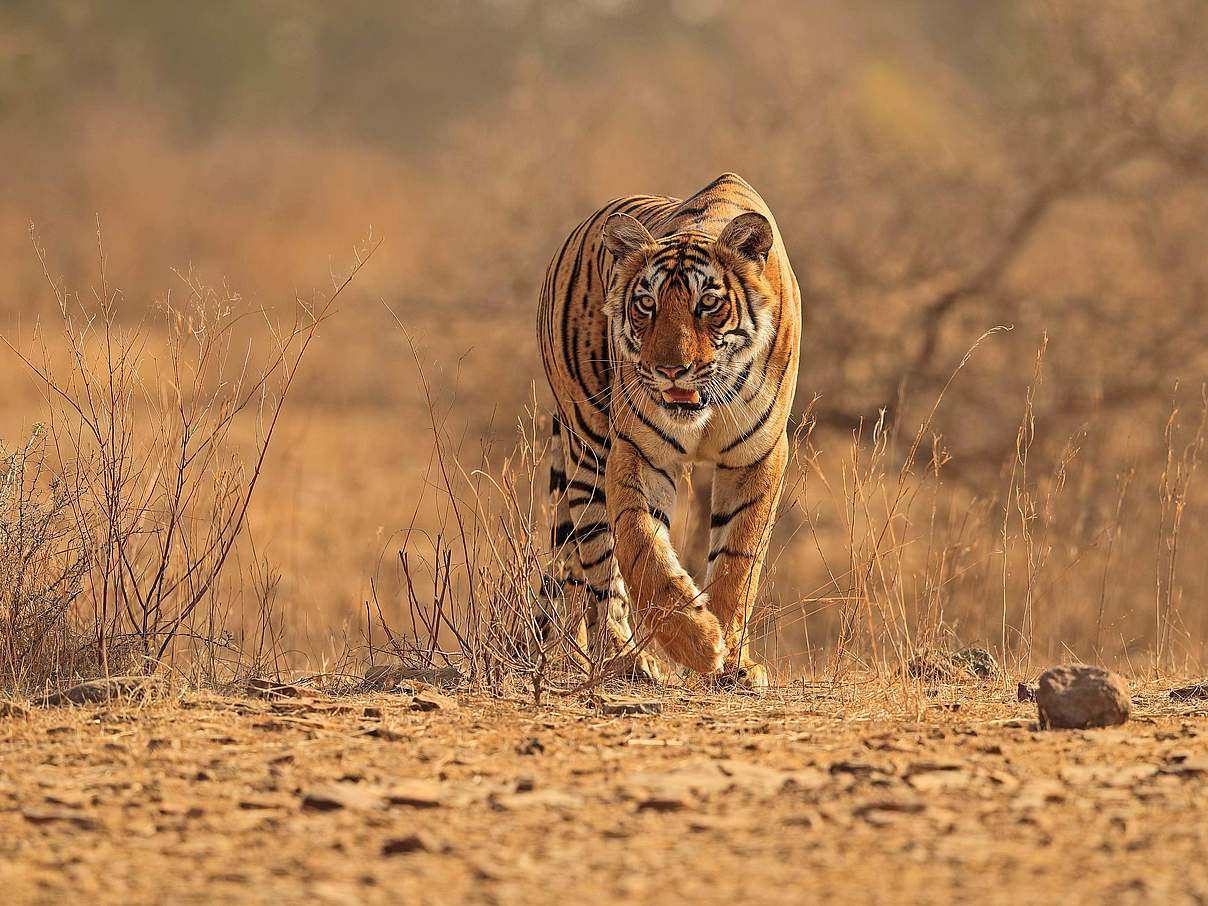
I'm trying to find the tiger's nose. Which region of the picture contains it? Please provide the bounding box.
[653,363,691,381]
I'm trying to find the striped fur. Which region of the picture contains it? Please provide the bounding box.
[537,173,800,684]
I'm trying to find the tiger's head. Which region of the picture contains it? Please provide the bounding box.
[601,211,776,422]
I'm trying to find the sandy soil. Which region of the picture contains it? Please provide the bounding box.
[2,677,1206,906]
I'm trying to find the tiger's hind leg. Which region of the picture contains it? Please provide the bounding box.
[551,416,660,684]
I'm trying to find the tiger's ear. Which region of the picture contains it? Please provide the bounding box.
[716,213,773,273]
[602,213,655,261]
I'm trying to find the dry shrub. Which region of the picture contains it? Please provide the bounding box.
[0,231,375,692]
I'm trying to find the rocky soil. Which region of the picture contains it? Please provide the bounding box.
[1,678,1206,905]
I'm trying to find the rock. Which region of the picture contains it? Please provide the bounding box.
[382,833,434,855]
[907,647,1001,682]
[515,737,545,755]
[385,779,445,809]
[951,647,1002,680]
[0,700,30,719]
[600,699,662,716]
[411,688,458,712]
[22,808,102,830]
[301,783,384,812]
[36,676,160,706]
[365,664,465,690]
[1018,681,1039,702]
[1035,664,1130,730]
[906,649,958,682]
[246,678,302,698]
[1169,681,1208,701]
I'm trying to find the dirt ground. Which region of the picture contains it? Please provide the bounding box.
[2,676,1206,906]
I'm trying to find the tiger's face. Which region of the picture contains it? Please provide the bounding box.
[602,212,776,421]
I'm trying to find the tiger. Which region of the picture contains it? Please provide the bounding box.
[537,172,801,690]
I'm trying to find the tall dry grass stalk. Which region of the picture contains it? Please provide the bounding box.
[0,227,375,691]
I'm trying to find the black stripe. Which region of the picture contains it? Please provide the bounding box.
[711,496,759,529]
[648,505,670,530]
[567,478,604,499]
[613,429,675,488]
[580,547,614,570]
[708,547,755,563]
[717,441,777,471]
[553,520,575,547]
[621,380,686,454]
[566,521,610,546]
[570,403,610,451]
[720,394,777,453]
[549,467,567,494]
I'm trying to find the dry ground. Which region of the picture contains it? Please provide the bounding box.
[2,678,1207,906]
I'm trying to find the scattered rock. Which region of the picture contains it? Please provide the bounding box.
[22,808,102,830]
[601,699,663,717]
[385,779,445,809]
[0,700,30,719]
[906,649,958,682]
[620,759,824,812]
[515,737,545,755]
[853,800,926,825]
[301,783,384,812]
[1036,664,1130,730]
[1169,681,1208,701]
[908,647,1002,682]
[1018,681,1039,702]
[382,833,434,855]
[1161,760,1208,776]
[365,664,465,690]
[246,678,302,699]
[490,788,584,811]
[411,688,458,712]
[951,647,1002,680]
[36,676,160,707]
[829,759,893,778]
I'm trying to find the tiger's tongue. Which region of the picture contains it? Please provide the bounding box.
[662,388,699,404]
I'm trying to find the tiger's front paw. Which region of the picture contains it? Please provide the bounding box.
[655,597,726,675]
[712,658,770,692]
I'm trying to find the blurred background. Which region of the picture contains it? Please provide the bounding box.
[2,0,1207,674]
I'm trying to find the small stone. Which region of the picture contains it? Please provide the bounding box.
[951,647,1002,680]
[365,664,465,689]
[385,779,444,808]
[1169,681,1208,701]
[515,737,545,755]
[0,700,30,719]
[382,833,433,855]
[37,676,160,706]
[601,699,662,716]
[301,783,384,812]
[637,795,689,812]
[1018,681,1039,702]
[246,678,302,698]
[906,650,958,682]
[22,808,101,830]
[1035,664,1130,730]
[411,689,458,712]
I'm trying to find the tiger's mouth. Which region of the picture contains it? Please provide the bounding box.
[660,388,700,405]
[657,387,708,414]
